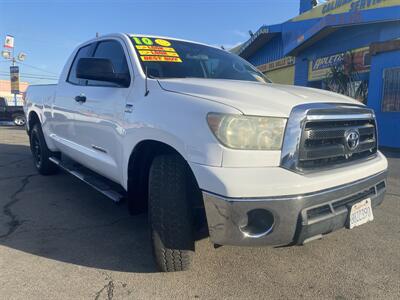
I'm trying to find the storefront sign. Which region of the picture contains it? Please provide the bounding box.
[308,47,370,81]
[258,56,295,73]
[10,66,20,94]
[322,0,390,15]
[237,27,269,56]
[293,0,398,21]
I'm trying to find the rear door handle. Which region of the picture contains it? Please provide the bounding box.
[75,95,86,103]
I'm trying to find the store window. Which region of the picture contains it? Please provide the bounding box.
[382,67,400,112]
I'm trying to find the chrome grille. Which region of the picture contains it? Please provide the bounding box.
[299,118,377,169]
[281,103,378,173]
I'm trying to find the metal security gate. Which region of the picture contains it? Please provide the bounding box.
[382,67,400,112]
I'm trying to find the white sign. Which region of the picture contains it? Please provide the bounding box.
[4,35,14,49]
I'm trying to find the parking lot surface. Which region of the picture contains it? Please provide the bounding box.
[0,125,399,299]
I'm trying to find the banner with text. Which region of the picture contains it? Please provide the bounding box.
[258,56,295,73]
[308,47,370,81]
[10,66,20,94]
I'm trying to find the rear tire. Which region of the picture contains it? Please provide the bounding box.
[148,154,195,272]
[30,123,59,175]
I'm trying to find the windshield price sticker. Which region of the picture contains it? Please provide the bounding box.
[138,50,179,57]
[135,45,176,52]
[132,36,182,63]
[140,56,182,63]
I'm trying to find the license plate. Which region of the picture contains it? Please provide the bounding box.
[349,198,374,229]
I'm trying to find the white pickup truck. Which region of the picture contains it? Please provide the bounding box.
[25,33,388,272]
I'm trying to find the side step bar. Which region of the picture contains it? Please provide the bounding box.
[49,157,125,203]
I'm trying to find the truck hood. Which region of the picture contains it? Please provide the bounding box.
[157,78,361,117]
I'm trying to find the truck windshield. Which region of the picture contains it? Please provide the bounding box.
[130,36,270,83]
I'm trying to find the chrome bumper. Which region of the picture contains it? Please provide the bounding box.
[203,170,387,246]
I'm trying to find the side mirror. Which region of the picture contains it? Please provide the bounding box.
[76,58,130,86]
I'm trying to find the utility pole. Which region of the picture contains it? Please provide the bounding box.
[11,47,17,106]
[1,35,27,106]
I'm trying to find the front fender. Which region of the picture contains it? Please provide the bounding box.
[120,89,240,189]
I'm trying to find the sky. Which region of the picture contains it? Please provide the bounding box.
[0,0,299,84]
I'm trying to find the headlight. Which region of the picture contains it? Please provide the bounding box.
[207,113,287,150]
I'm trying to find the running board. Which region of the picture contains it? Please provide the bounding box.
[49,157,125,203]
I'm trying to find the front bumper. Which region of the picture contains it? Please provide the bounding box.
[203,170,387,246]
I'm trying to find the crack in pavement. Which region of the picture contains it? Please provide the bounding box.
[0,174,37,239]
[0,173,38,182]
[94,272,115,300]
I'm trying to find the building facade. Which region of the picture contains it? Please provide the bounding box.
[0,80,28,106]
[236,0,400,148]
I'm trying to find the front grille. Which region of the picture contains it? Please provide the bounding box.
[280,104,379,173]
[305,185,378,222]
[298,117,377,170]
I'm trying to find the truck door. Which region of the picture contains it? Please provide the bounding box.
[51,43,94,149]
[71,39,132,183]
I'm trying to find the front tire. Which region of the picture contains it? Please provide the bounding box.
[30,124,59,175]
[148,154,195,272]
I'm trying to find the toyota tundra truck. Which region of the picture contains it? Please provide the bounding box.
[24,33,388,272]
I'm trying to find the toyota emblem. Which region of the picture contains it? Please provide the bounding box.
[345,129,360,151]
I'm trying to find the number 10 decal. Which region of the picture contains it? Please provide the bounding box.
[133,37,154,46]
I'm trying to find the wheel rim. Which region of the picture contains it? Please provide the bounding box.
[31,133,42,168]
[14,117,25,126]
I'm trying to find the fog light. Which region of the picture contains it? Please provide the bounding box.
[239,209,275,238]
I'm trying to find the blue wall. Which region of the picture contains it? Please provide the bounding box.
[368,49,400,148]
[247,36,284,66]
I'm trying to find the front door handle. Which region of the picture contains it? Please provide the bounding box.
[75,95,86,103]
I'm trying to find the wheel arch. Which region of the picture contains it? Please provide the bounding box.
[27,110,41,133]
[126,139,201,215]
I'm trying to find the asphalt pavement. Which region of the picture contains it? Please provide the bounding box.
[0,125,399,299]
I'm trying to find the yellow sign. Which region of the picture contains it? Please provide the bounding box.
[133,36,183,63]
[135,45,176,52]
[140,56,182,63]
[264,65,295,85]
[293,0,399,21]
[257,57,295,73]
[155,39,171,47]
[138,50,179,57]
